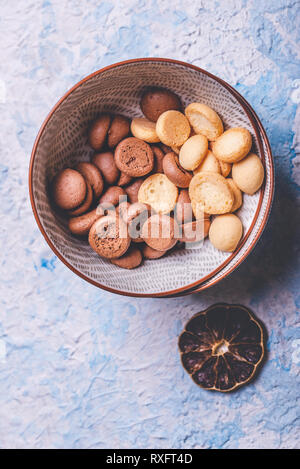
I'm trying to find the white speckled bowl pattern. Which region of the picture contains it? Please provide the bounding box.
[30,59,273,296]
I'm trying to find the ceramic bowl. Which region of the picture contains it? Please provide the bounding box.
[29,58,274,297]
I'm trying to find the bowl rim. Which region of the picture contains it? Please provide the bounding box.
[29,57,274,298]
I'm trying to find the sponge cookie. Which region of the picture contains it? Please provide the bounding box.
[209,214,243,252]
[191,199,210,221]
[219,160,232,177]
[193,149,220,175]
[115,137,154,177]
[138,173,178,214]
[189,172,234,215]
[232,153,264,195]
[226,178,243,212]
[131,117,160,143]
[212,127,252,163]
[179,135,208,171]
[89,215,130,259]
[185,102,223,141]
[156,110,190,147]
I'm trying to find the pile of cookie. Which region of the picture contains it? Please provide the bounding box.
[51,87,264,269]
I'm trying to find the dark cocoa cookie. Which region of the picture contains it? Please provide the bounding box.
[117,172,133,187]
[107,115,130,148]
[175,189,194,224]
[68,207,104,236]
[151,145,165,173]
[125,178,144,204]
[142,244,166,260]
[116,201,131,220]
[140,87,181,122]
[92,152,120,185]
[89,215,130,259]
[141,214,179,251]
[114,137,154,177]
[68,182,93,216]
[125,203,151,243]
[75,162,104,199]
[96,202,116,217]
[111,245,143,269]
[159,143,173,154]
[179,219,211,243]
[99,186,127,207]
[88,114,111,150]
[122,202,151,224]
[51,168,87,210]
[163,152,192,188]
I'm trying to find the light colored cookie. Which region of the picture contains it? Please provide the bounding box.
[185,102,223,141]
[138,173,178,214]
[219,160,232,177]
[191,199,210,220]
[209,214,243,252]
[193,150,220,175]
[226,178,243,212]
[211,127,252,163]
[179,134,208,171]
[130,117,160,143]
[232,153,264,195]
[189,172,234,215]
[156,110,190,147]
[170,144,181,155]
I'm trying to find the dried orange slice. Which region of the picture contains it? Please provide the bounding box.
[178,304,265,392]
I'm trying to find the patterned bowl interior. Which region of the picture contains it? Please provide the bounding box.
[31,60,272,296]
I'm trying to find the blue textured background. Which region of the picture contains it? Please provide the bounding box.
[0,0,299,449]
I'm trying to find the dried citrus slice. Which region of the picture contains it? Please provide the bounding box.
[178,304,265,392]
